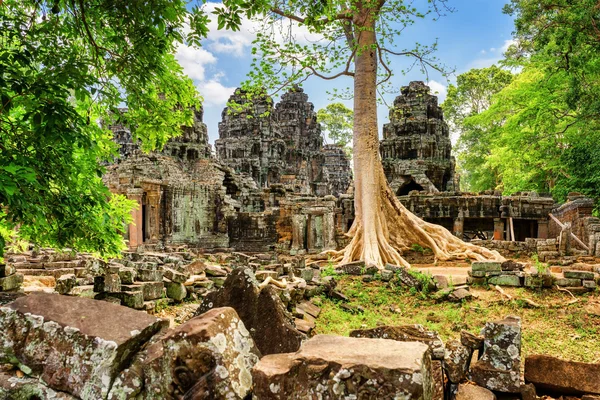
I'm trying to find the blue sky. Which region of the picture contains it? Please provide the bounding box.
[176,0,516,145]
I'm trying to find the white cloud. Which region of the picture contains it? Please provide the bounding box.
[175,44,217,81]
[198,78,236,106]
[467,39,517,70]
[427,80,448,102]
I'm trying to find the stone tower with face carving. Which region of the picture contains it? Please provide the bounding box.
[380,81,457,195]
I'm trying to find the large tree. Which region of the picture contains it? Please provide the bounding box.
[215,0,501,267]
[317,102,353,157]
[441,66,514,192]
[0,1,209,257]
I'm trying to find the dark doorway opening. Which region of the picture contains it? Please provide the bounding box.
[142,204,147,242]
[397,178,424,196]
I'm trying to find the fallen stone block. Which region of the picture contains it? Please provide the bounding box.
[0,273,23,291]
[444,340,471,383]
[455,383,496,399]
[117,267,136,284]
[0,293,167,399]
[350,324,444,360]
[471,315,521,393]
[525,354,600,396]
[501,260,524,271]
[136,268,163,282]
[555,277,583,287]
[163,267,189,283]
[255,270,279,281]
[109,307,260,400]
[252,335,434,399]
[94,273,121,293]
[141,281,164,300]
[55,274,77,295]
[195,267,305,355]
[165,281,187,301]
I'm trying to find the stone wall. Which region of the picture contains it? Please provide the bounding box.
[550,195,600,255]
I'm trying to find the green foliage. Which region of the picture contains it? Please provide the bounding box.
[0,1,208,257]
[321,259,339,277]
[441,66,514,192]
[407,269,434,296]
[410,243,432,254]
[531,254,549,275]
[317,103,353,157]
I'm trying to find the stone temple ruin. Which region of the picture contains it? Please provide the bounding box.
[101,82,600,257]
[2,83,600,400]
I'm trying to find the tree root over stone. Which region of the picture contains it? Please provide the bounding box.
[315,186,504,269]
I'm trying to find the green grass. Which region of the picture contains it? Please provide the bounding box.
[315,276,600,363]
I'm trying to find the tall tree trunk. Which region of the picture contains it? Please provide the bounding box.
[332,11,503,268]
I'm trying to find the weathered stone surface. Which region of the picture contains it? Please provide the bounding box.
[448,288,474,302]
[0,371,77,399]
[118,267,136,284]
[336,261,366,275]
[140,281,164,300]
[119,290,144,309]
[252,335,434,399]
[460,330,484,350]
[0,293,167,399]
[501,260,524,271]
[443,340,470,383]
[471,315,522,393]
[350,324,444,360]
[110,307,260,400]
[488,275,521,287]
[455,383,496,400]
[525,354,600,396]
[472,262,502,272]
[94,273,121,293]
[163,267,189,283]
[55,274,77,295]
[555,277,582,287]
[0,273,23,291]
[195,267,305,355]
[137,268,163,282]
[431,360,444,400]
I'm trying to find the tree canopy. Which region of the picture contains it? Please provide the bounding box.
[317,103,353,157]
[0,0,209,257]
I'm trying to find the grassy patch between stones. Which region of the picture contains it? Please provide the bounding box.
[315,276,600,363]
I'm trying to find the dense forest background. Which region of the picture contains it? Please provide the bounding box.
[441,0,600,215]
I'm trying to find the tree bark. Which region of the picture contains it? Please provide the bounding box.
[330,6,504,268]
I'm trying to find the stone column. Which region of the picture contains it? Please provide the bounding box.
[291,214,306,253]
[453,217,464,238]
[537,219,549,239]
[559,222,572,255]
[127,189,143,249]
[146,190,161,242]
[323,211,336,250]
[493,218,505,241]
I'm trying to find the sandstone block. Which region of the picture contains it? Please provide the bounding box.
[443,340,471,383]
[55,274,77,295]
[455,383,496,400]
[525,354,600,396]
[471,315,521,393]
[564,270,595,280]
[0,264,15,278]
[136,268,163,282]
[117,267,136,284]
[488,275,521,287]
[0,293,167,399]
[165,281,187,301]
[0,273,23,291]
[471,262,502,272]
[141,281,164,300]
[252,335,434,399]
[350,324,444,360]
[555,277,582,287]
[163,267,189,283]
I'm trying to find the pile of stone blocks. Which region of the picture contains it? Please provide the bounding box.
[468,261,528,287]
[0,262,22,293]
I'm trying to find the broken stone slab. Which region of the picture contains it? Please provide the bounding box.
[0,273,23,291]
[460,330,484,351]
[255,270,279,282]
[444,340,471,383]
[296,300,321,318]
[583,280,597,289]
[195,267,305,355]
[252,335,434,399]
[455,383,496,400]
[55,274,77,295]
[448,288,474,302]
[204,264,228,277]
[385,264,423,289]
[524,354,600,396]
[110,307,260,400]
[564,270,595,280]
[294,318,315,334]
[140,281,164,300]
[0,292,167,399]
[471,315,522,393]
[350,324,444,360]
[336,261,377,275]
[471,262,502,273]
